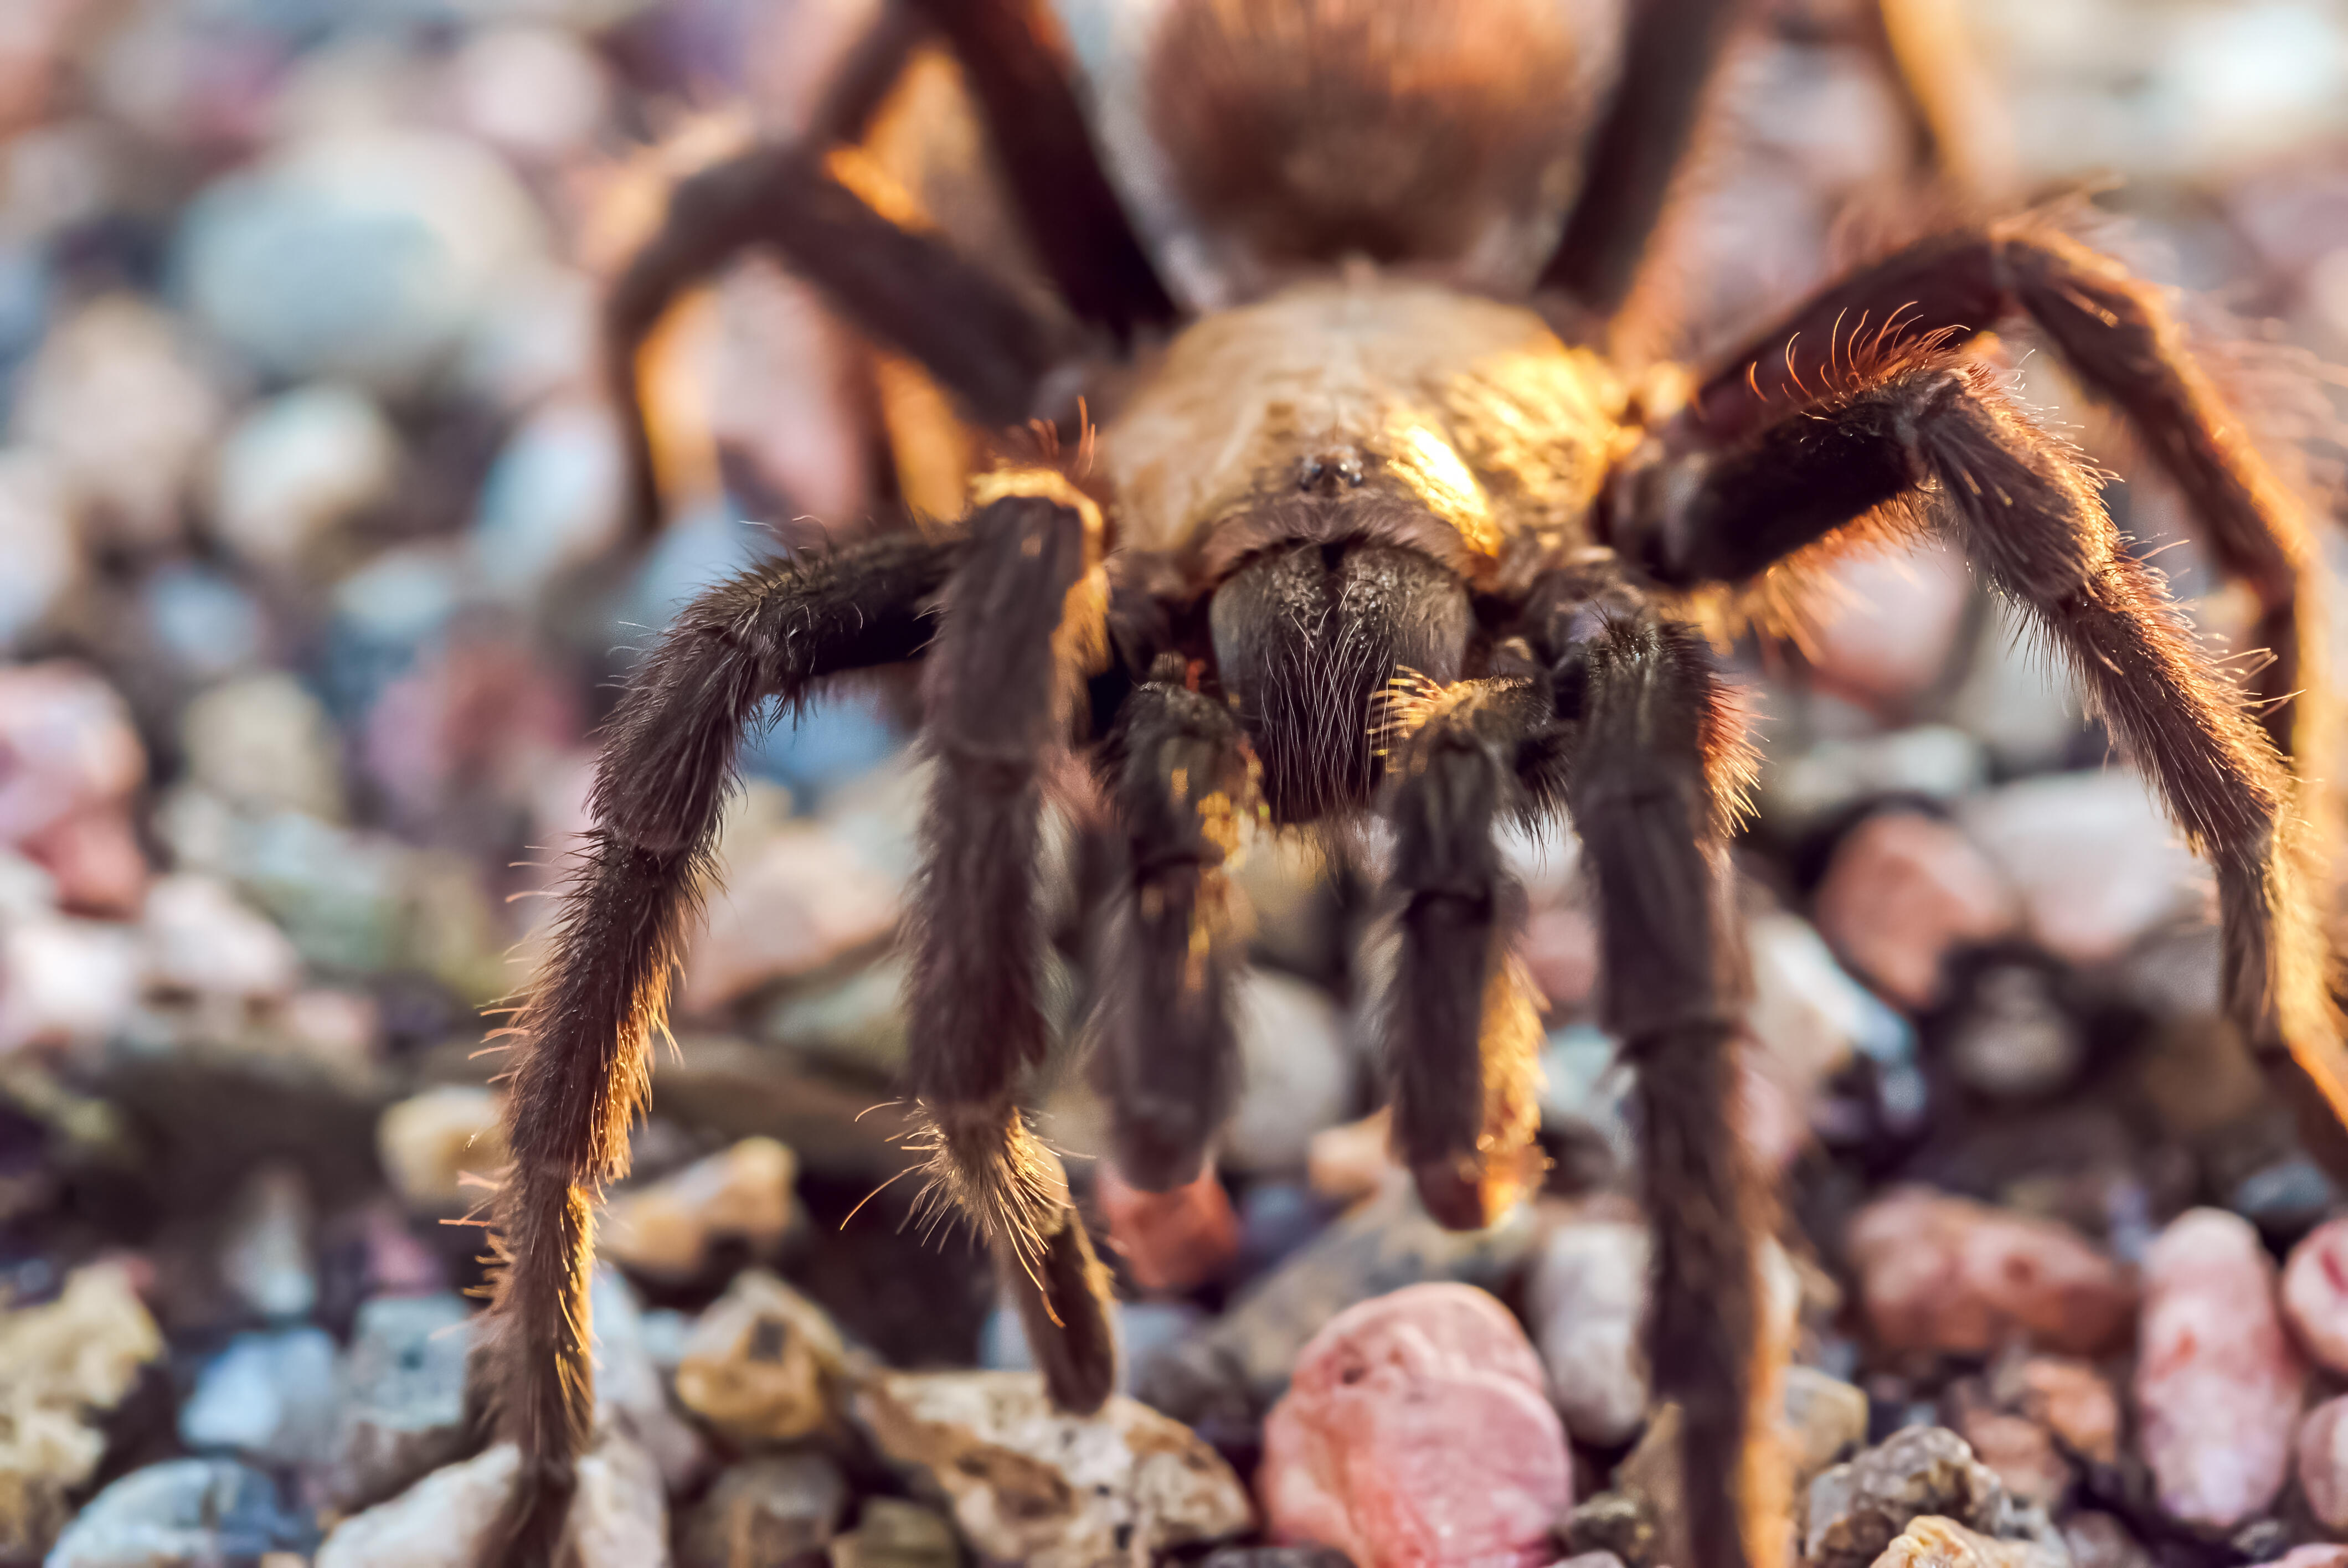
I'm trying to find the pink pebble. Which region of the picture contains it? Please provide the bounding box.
[1097,1162,1239,1293]
[2282,1216,2348,1374]
[1813,811,2017,1009]
[2137,1208,2306,1528]
[2272,1549,2348,1568]
[1846,1187,2135,1358]
[2299,1395,2348,1531]
[1262,1283,1569,1568]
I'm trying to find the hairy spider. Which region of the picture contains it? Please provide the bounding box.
[475,2,2348,1565]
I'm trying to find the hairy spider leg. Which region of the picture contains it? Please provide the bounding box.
[1378,673,1552,1230]
[1537,594,1769,1568]
[1087,664,1252,1191]
[603,148,1064,535]
[477,533,954,1567]
[1620,347,2348,1165]
[905,486,1121,1414]
[1677,219,2323,770]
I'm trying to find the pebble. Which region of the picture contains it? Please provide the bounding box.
[673,1268,847,1445]
[327,1293,473,1512]
[681,823,903,1014]
[0,661,147,914]
[1224,966,1353,1174]
[1259,1284,1568,1568]
[449,24,609,163]
[679,1453,850,1568]
[1784,1365,1871,1492]
[219,1162,316,1322]
[0,1261,163,1557]
[1950,1400,2071,1511]
[1805,1426,2010,1568]
[181,674,349,823]
[589,1267,709,1492]
[1999,1356,2120,1467]
[316,1432,667,1568]
[2136,1208,2306,1528]
[2229,1158,2338,1250]
[0,448,76,649]
[471,397,626,599]
[44,1458,313,1567]
[1134,1184,1537,1436]
[2061,1512,2151,1568]
[140,873,304,1007]
[178,1326,340,1467]
[2274,1549,2348,1568]
[1098,1162,1241,1293]
[1307,1110,1398,1207]
[2298,1394,2348,1530]
[1957,771,2211,967]
[0,914,141,1056]
[763,956,910,1079]
[1527,1219,1649,1445]
[375,1085,507,1214]
[827,1497,962,1568]
[853,1369,1252,1568]
[1744,912,1913,1096]
[1869,1516,2066,1568]
[209,382,401,574]
[1813,811,2019,1009]
[1943,964,2086,1101]
[601,1135,798,1282]
[2282,1216,2348,1374]
[1805,540,1974,711]
[1846,1187,2135,1358]
[1762,725,1987,833]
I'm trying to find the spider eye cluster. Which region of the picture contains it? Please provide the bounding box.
[1297,451,1367,496]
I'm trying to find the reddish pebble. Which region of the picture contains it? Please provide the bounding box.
[2137,1208,2306,1528]
[1846,1187,2135,1358]
[2006,1356,2120,1466]
[2273,1549,2348,1568]
[2282,1216,2348,1374]
[1096,1162,1239,1293]
[1813,811,2017,1009]
[2299,1395,2348,1530]
[1261,1283,1569,1568]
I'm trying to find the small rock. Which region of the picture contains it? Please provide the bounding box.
[601,1136,797,1282]
[1260,1284,1568,1568]
[2229,1158,2338,1250]
[1784,1366,1870,1493]
[682,824,903,1013]
[1528,1219,1649,1445]
[1744,912,1914,1097]
[2273,1549,2348,1568]
[1870,1516,2064,1568]
[1763,725,1988,832]
[142,874,304,1008]
[210,383,401,573]
[2298,1394,2348,1530]
[178,1326,339,1467]
[590,1267,710,1492]
[327,1293,473,1512]
[1805,1427,2009,1568]
[1996,1357,2120,1467]
[763,957,909,1079]
[679,1453,849,1568]
[1561,1492,1652,1567]
[1950,1401,2070,1511]
[0,1262,163,1557]
[1099,1162,1240,1293]
[673,1269,847,1445]
[1805,541,1973,711]
[1203,1551,1357,1568]
[1846,1187,2135,1358]
[2282,1216,2348,1375]
[181,674,348,823]
[1225,967,1353,1174]
[2061,1512,2150,1568]
[853,1369,1251,1568]
[376,1086,507,1214]
[2137,1208,2306,1528]
[219,1163,316,1322]
[450,24,610,163]
[1814,812,2019,1010]
[0,914,140,1058]
[471,396,625,597]
[827,1497,961,1568]
[1944,965,2086,1101]
[44,1459,312,1567]
[0,661,147,915]
[1958,772,2210,967]
[1307,1110,1397,1206]
[316,1432,667,1568]
[1134,1184,1537,1433]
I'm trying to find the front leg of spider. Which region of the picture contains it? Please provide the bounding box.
[904,484,1121,1414]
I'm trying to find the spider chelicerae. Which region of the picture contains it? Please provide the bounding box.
[472,3,2348,1565]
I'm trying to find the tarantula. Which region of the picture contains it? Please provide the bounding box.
[476,2,2348,1564]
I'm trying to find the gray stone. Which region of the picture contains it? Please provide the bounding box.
[1528,1219,1649,1445]
[179,1326,340,1467]
[1806,1426,2011,1568]
[328,1293,474,1512]
[1785,1365,1871,1493]
[45,1459,312,1566]
[219,1163,316,1323]
[827,1497,960,1568]
[679,1453,850,1568]
[1132,1183,1538,1435]
[763,957,910,1080]
[316,1433,667,1568]
[1946,966,2084,1100]
[1224,966,1352,1174]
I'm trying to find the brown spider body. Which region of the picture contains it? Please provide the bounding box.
[471,5,2348,1568]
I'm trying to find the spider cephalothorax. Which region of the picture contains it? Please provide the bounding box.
[476,3,2348,1566]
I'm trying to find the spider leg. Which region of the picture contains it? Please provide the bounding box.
[477,533,955,1568]
[1537,0,1743,323]
[1616,349,2348,1152]
[1088,662,1250,1191]
[1377,674,1553,1231]
[1675,218,2321,766]
[605,145,1065,534]
[906,482,1120,1414]
[1533,592,1767,1568]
